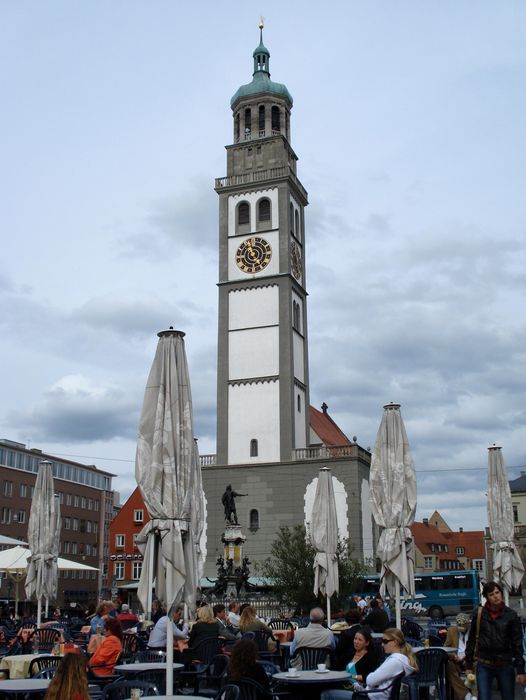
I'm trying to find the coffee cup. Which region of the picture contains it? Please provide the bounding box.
[288,668,298,676]
[317,663,327,671]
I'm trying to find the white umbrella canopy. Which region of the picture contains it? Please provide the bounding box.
[369,403,417,629]
[311,467,339,626]
[0,534,27,546]
[135,329,204,696]
[25,460,60,625]
[487,445,524,601]
[0,545,98,618]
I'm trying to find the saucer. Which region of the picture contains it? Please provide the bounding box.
[315,669,329,673]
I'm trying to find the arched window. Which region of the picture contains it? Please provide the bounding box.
[237,201,250,230]
[235,113,240,142]
[297,394,301,412]
[250,439,258,457]
[249,509,259,532]
[290,203,294,235]
[244,108,252,137]
[271,106,281,132]
[295,210,300,239]
[258,198,271,223]
[258,105,265,133]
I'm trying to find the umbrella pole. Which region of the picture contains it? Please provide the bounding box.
[327,596,331,628]
[395,578,401,630]
[37,597,42,626]
[45,598,49,619]
[166,566,174,696]
[147,540,154,618]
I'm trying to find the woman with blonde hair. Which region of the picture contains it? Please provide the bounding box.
[239,605,276,651]
[187,605,220,649]
[321,628,417,700]
[44,653,89,700]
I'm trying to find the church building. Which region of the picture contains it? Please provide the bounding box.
[201,29,374,577]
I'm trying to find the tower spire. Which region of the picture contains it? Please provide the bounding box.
[253,17,270,76]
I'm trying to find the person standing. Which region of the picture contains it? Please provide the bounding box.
[445,613,477,700]
[465,580,526,699]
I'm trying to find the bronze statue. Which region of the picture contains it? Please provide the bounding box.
[222,484,246,525]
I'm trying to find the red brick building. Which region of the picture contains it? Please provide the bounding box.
[108,487,149,601]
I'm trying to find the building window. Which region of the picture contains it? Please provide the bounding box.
[235,113,240,142]
[74,496,79,507]
[71,542,78,554]
[72,518,79,531]
[271,106,280,132]
[63,541,70,554]
[473,559,484,572]
[424,557,433,569]
[237,201,250,230]
[132,562,143,580]
[250,439,258,457]
[3,481,12,497]
[297,394,301,412]
[258,105,265,132]
[19,483,27,498]
[81,497,86,509]
[456,547,464,555]
[295,210,300,240]
[115,534,125,548]
[244,107,251,136]
[16,510,25,524]
[66,494,72,506]
[114,562,125,580]
[290,203,294,236]
[258,198,271,223]
[134,510,144,524]
[86,520,92,533]
[64,517,71,530]
[513,505,519,523]
[0,508,11,524]
[249,509,259,532]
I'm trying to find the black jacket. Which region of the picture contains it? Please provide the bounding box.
[465,604,524,673]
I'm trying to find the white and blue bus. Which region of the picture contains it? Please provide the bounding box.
[352,570,480,619]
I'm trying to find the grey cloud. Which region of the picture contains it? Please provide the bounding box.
[9,384,140,443]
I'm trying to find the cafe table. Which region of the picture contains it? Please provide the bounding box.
[0,655,58,681]
[114,662,184,675]
[0,678,51,696]
[273,670,351,699]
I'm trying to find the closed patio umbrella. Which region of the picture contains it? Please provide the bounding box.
[311,466,339,626]
[135,329,204,695]
[369,403,417,629]
[487,445,524,603]
[25,460,60,625]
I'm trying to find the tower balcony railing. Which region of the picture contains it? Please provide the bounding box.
[215,165,307,200]
[199,454,217,466]
[293,444,370,461]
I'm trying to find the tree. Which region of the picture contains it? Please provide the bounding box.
[258,524,367,615]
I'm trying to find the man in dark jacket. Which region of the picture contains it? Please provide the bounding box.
[465,580,526,699]
[363,598,389,632]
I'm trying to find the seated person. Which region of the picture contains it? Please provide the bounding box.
[188,605,220,649]
[321,628,417,700]
[116,604,139,630]
[88,617,123,676]
[148,606,189,649]
[228,639,270,700]
[332,609,362,670]
[290,607,335,669]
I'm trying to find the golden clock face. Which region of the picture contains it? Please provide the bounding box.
[236,236,272,273]
[291,241,302,280]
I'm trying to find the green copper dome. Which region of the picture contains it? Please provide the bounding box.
[231,31,293,109]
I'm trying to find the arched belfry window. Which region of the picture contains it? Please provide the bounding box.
[258,105,265,133]
[235,113,240,142]
[257,198,271,227]
[297,394,301,412]
[244,108,252,137]
[290,203,294,236]
[237,201,250,232]
[250,439,258,457]
[271,106,281,132]
[249,509,260,532]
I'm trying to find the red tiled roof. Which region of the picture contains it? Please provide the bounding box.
[309,405,352,447]
[412,520,485,561]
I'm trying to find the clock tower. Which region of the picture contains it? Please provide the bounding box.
[215,28,310,466]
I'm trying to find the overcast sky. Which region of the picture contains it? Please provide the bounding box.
[1,1,525,532]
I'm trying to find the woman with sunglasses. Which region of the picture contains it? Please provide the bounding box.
[321,628,417,700]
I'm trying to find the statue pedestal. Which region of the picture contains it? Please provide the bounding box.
[212,524,250,597]
[222,524,246,569]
